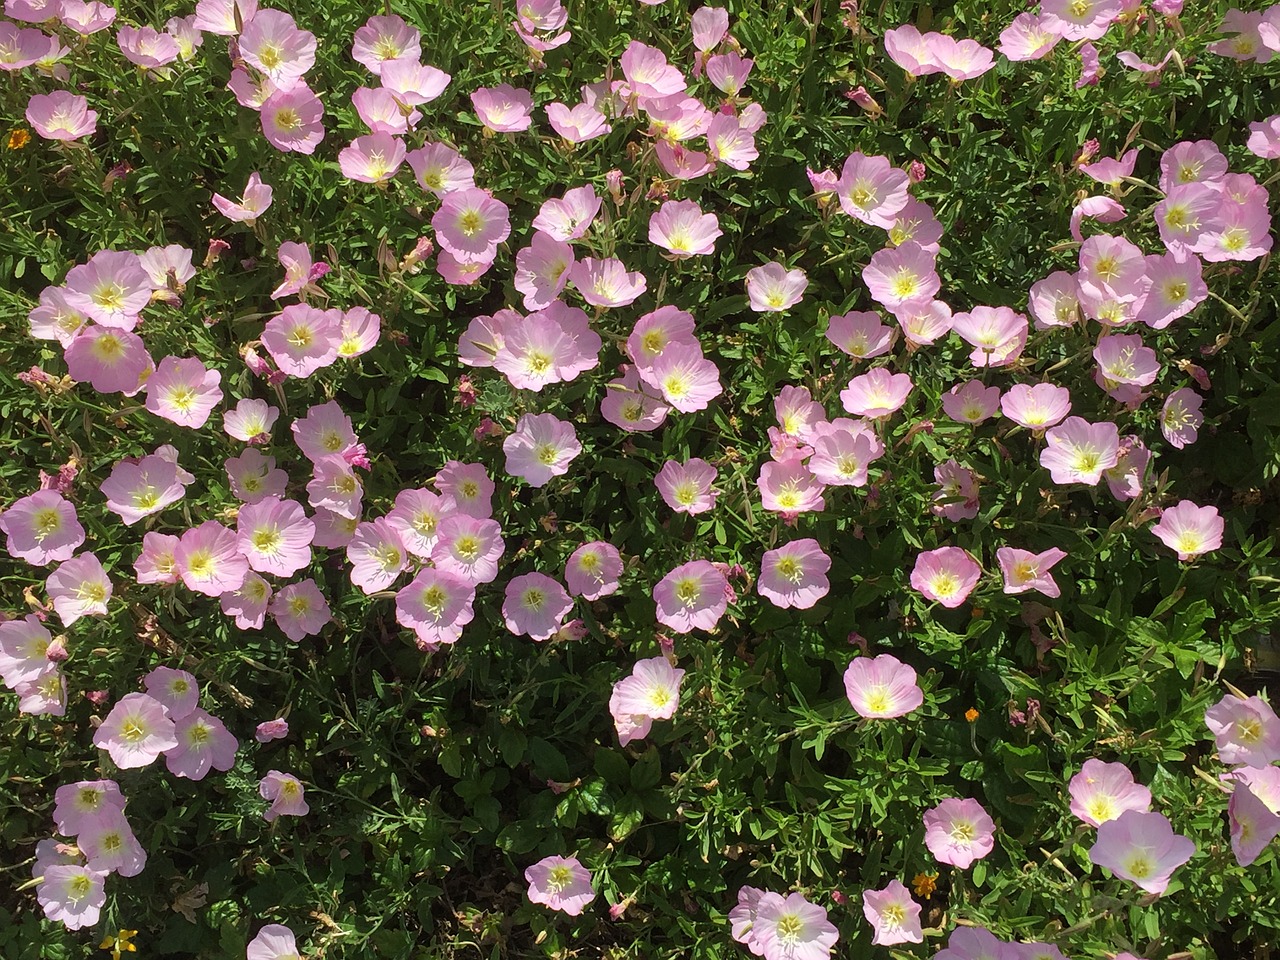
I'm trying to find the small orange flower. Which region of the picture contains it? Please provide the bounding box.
[7,128,31,150]
[911,872,938,899]
[964,708,980,723]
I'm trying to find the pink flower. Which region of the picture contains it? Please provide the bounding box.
[601,366,670,432]
[212,171,273,223]
[1140,252,1207,329]
[565,541,623,600]
[844,653,924,719]
[570,257,647,308]
[25,90,97,140]
[117,24,179,70]
[493,303,601,391]
[239,9,315,89]
[144,356,223,428]
[758,539,831,609]
[1229,781,1280,867]
[432,515,503,585]
[924,797,996,869]
[838,151,911,227]
[645,341,723,413]
[808,421,884,486]
[774,385,826,442]
[395,568,475,648]
[1000,383,1071,431]
[932,460,979,522]
[247,924,301,960]
[63,249,151,329]
[863,242,939,308]
[1105,436,1150,502]
[351,14,420,75]
[1160,139,1229,192]
[259,770,309,821]
[532,185,601,241]
[269,579,331,641]
[621,40,685,100]
[306,457,363,519]
[996,546,1067,598]
[927,34,996,81]
[884,24,943,77]
[758,460,825,516]
[1089,810,1194,895]
[337,307,380,358]
[503,572,572,641]
[1247,115,1280,160]
[503,413,582,487]
[525,855,596,916]
[546,100,611,142]
[1160,387,1203,448]
[746,262,808,312]
[64,327,153,395]
[221,572,271,630]
[514,233,574,311]
[999,13,1062,61]
[1149,500,1223,561]
[386,488,457,558]
[1068,759,1153,828]
[1,490,85,565]
[93,692,178,768]
[1076,41,1101,87]
[28,287,89,346]
[37,864,107,930]
[223,398,279,442]
[166,708,238,780]
[941,380,1001,425]
[134,532,180,585]
[655,458,718,514]
[0,615,53,689]
[910,547,981,608]
[346,518,408,594]
[609,656,685,745]
[60,1,118,35]
[406,142,475,196]
[436,461,495,519]
[707,51,753,95]
[260,82,326,155]
[353,85,420,134]
[952,306,1027,368]
[471,83,533,133]
[1029,272,1082,329]
[237,496,314,577]
[1040,418,1120,485]
[862,879,923,946]
[840,368,912,418]
[51,780,124,837]
[338,132,405,183]
[176,521,249,596]
[433,188,511,264]
[255,718,289,743]
[380,57,451,107]
[653,560,728,634]
[751,892,839,960]
[826,311,894,359]
[706,113,758,170]
[649,199,721,258]
[1041,0,1122,41]
[262,304,341,377]
[691,5,729,51]
[226,449,289,503]
[46,553,111,626]
[1205,694,1280,766]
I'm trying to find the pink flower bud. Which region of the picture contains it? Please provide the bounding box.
[909,159,927,183]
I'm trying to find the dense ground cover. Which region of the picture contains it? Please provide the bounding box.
[2,0,1280,957]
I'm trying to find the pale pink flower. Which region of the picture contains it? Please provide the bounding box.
[134,532,181,585]
[306,457,363,519]
[884,24,943,77]
[546,100,611,142]
[380,57,451,107]
[1040,418,1120,485]
[212,171,273,223]
[1041,0,1121,41]
[646,342,723,413]
[1080,148,1139,188]
[649,199,721,258]
[503,413,581,487]
[1159,139,1229,192]
[1068,759,1153,828]
[1090,810,1193,895]
[193,0,255,35]
[932,460,980,522]
[808,421,884,486]
[996,546,1067,598]
[691,5,728,51]
[221,572,272,630]
[627,306,697,372]
[25,89,97,140]
[1160,387,1203,449]
[601,366,670,432]
[1000,383,1071,431]
[227,67,276,108]
[564,542,623,600]
[338,132,405,184]
[38,864,107,930]
[260,82,326,154]
[926,34,996,81]
[773,385,825,443]
[1105,436,1150,502]
[752,892,839,960]
[471,83,533,133]
[352,14,420,75]
[826,311,893,359]
[910,546,981,608]
[514,232,574,310]
[493,303,601,391]
[532,185,601,241]
[621,40,685,100]
[259,770,309,821]
[237,496,314,577]
[610,656,685,745]
[655,141,715,180]
[433,188,511,264]
[840,368,912,418]
[64,326,153,395]
[1028,272,1081,329]
[255,718,289,743]
[1206,694,1280,767]
[1150,500,1223,561]
[838,151,911,227]
[893,298,954,347]
[166,708,238,780]
[0,490,84,565]
[1070,195,1127,242]
[758,539,830,610]
[44,553,110,626]
[655,458,718,514]
[728,885,765,951]
[1229,781,1280,867]
[59,1,117,35]
[436,461,495,518]
[269,579,331,641]
[924,797,996,869]
[1247,116,1280,160]
[247,924,301,960]
[176,520,249,596]
[239,8,315,89]
[311,508,359,549]
[116,24,179,70]
[863,242,940,308]
[1139,252,1207,329]
[525,855,596,916]
[223,398,279,443]
[226,449,289,503]
[406,142,475,196]
[706,113,758,170]
[502,572,573,641]
[862,879,923,946]
[746,262,807,313]
[28,287,89,346]
[570,256,647,308]
[0,614,52,689]
[432,515,503,585]
[262,304,341,377]
[951,306,1028,368]
[386,488,456,558]
[164,14,202,60]
[62,249,150,329]
[292,400,358,463]
[395,568,475,648]
[999,13,1062,61]
[844,653,924,719]
[707,51,753,95]
[144,355,223,428]
[653,560,728,634]
[885,197,943,252]
[758,460,825,516]
[1194,200,1273,263]
[352,85,420,134]
[1154,183,1222,253]
[93,692,177,768]
[15,663,67,716]
[51,780,124,837]
[346,517,408,594]
[457,308,517,367]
